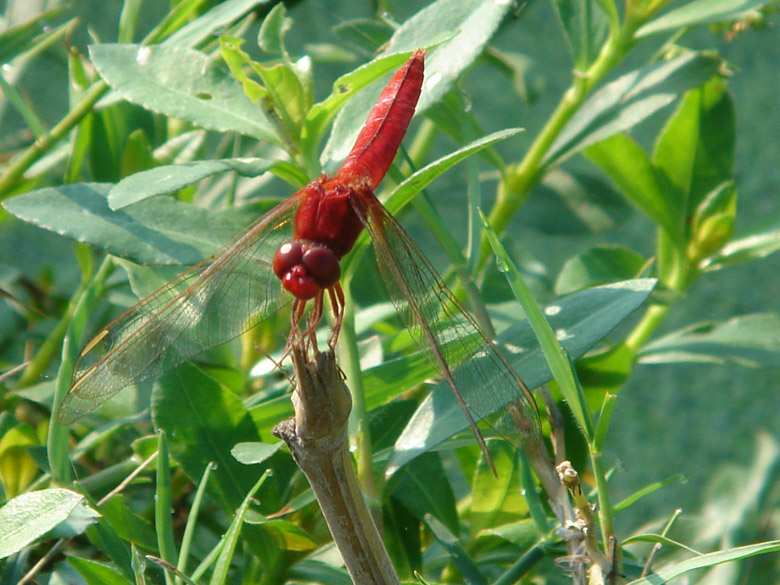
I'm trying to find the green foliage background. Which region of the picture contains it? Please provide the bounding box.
[1,0,780,583]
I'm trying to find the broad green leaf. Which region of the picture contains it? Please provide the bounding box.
[322,0,515,167]
[627,540,780,585]
[388,279,656,473]
[0,489,92,559]
[638,313,780,367]
[391,453,459,536]
[0,424,39,498]
[470,441,526,538]
[3,183,252,266]
[67,556,132,585]
[585,133,680,238]
[635,0,771,38]
[653,77,736,227]
[152,363,264,511]
[90,44,280,144]
[553,0,610,70]
[702,228,780,270]
[556,244,647,295]
[98,496,156,552]
[108,158,293,209]
[545,52,721,167]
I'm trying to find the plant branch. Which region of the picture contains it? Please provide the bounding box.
[273,348,399,585]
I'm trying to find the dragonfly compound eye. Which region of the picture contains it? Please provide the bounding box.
[273,241,303,279]
[302,246,341,288]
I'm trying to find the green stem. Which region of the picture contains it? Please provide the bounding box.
[339,285,379,502]
[480,24,637,268]
[0,80,109,198]
[590,447,614,546]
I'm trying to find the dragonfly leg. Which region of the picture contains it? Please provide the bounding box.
[327,284,346,349]
[301,291,325,353]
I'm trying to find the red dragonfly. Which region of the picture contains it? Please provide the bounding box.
[60,51,538,460]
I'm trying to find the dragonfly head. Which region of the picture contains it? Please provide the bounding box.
[273,241,341,300]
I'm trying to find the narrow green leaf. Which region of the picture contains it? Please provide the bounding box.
[482,212,594,440]
[556,244,647,295]
[424,514,488,585]
[389,279,656,472]
[90,44,280,144]
[614,474,686,512]
[156,431,178,584]
[636,0,771,38]
[702,228,780,269]
[209,473,268,585]
[627,540,780,585]
[0,489,91,559]
[159,0,265,48]
[177,463,214,578]
[546,52,721,167]
[638,313,780,367]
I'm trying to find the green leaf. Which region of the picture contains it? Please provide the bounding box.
[0,9,63,65]
[108,158,290,209]
[209,473,267,585]
[638,313,780,367]
[546,52,721,167]
[483,213,594,439]
[152,363,263,511]
[470,441,526,538]
[159,0,268,48]
[653,77,736,229]
[98,496,157,552]
[322,0,515,167]
[702,228,780,270]
[585,134,680,238]
[90,44,280,144]
[304,52,414,164]
[231,441,284,465]
[424,514,488,585]
[388,279,656,472]
[3,183,250,266]
[0,489,93,559]
[553,0,610,70]
[67,556,133,585]
[627,540,780,585]
[556,244,647,295]
[635,0,771,39]
[391,453,459,536]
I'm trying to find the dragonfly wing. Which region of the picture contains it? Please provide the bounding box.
[60,195,302,423]
[361,198,540,452]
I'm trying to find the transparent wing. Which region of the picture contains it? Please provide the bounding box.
[361,196,540,452]
[60,194,302,424]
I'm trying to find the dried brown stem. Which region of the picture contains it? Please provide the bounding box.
[273,348,399,585]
